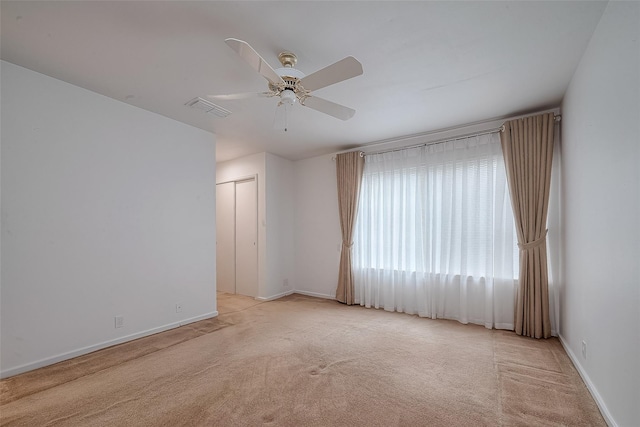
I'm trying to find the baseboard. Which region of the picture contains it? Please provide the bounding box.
[255,290,294,301]
[293,290,336,300]
[0,311,218,379]
[493,322,515,331]
[558,334,617,427]
[255,289,337,302]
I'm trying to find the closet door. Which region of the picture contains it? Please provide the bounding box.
[215,182,236,294]
[234,179,258,297]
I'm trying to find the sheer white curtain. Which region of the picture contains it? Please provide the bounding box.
[353,133,518,329]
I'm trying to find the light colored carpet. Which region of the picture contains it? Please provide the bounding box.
[1,293,604,426]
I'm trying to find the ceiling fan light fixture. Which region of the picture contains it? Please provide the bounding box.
[280,89,297,105]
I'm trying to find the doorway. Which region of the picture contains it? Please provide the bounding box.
[215,177,258,297]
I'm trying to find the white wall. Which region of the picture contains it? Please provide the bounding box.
[265,153,295,298]
[293,154,342,299]
[0,61,217,377]
[560,3,639,426]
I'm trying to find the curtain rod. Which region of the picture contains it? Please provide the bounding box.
[363,127,503,157]
[332,114,561,160]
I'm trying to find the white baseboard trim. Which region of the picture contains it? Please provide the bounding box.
[293,290,336,300]
[558,334,617,427]
[255,290,294,301]
[493,322,514,331]
[0,311,218,379]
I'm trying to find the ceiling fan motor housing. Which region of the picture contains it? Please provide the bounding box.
[269,66,308,102]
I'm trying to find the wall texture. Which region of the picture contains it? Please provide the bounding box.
[293,154,342,299]
[1,61,217,376]
[560,2,640,425]
[265,153,295,299]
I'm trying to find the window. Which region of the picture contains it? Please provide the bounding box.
[353,133,518,329]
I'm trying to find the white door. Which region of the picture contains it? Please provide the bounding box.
[234,179,258,297]
[216,182,236,294]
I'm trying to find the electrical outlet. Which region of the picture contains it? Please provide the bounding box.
[176,303,183,313]
[114,316,124,329]
[581,341,587,359]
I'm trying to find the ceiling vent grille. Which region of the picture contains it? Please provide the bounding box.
[185,97,231,118]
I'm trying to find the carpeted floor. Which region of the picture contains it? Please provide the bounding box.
[1,293,605,426]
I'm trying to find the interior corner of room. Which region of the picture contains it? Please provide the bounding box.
[1,1,638,426]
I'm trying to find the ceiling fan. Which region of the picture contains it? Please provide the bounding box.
[211,38,363,128]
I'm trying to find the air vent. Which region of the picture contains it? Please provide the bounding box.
[185,97,231,118]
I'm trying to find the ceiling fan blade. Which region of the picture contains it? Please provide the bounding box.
[225,38,284,86]
[208,92,275,100]
[300,57,363,92]
[302,96,356,121]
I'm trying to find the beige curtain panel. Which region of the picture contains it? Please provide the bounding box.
[500,112,555,338]
[335,151,365,305]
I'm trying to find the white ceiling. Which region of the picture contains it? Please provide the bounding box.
[1,1,607,162]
